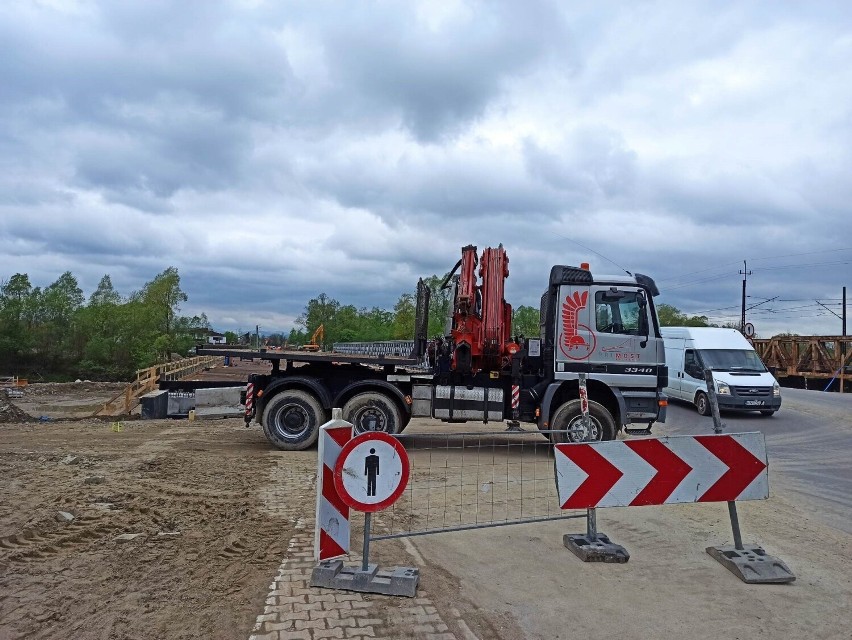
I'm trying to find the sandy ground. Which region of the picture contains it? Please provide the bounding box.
[2,383,851,640]
[0,417,293,640]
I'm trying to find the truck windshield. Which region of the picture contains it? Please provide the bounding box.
[698,349,767,372]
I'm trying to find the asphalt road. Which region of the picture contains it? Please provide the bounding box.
[658,387,852,533]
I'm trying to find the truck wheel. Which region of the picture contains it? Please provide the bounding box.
[262,390,325,450]
[695,392,710,416]
[343,392,402,435]
[550,399,616,443]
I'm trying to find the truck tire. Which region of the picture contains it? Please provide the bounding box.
[695,391,710,416]
[343,392,403,435]
[550,399,616,443]
[262,390,325,450]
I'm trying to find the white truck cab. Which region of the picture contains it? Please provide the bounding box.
[661,327,781,416]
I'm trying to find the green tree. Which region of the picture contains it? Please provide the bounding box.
[142,267,188,336]
[513,305,540,338]
[391,293,415,339]
[39,272,84,360]
[0,274,36,368]
[422,274,452,338]
[89,274,122,306]
[656,304,710,327]
[298,293,340,349]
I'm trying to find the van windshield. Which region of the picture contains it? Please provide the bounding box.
[698,349,767,372]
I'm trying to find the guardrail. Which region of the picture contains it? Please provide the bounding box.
[752,335,850,392]
[96,355,224,416]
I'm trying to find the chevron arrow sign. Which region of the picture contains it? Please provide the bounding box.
[555,433,768,509]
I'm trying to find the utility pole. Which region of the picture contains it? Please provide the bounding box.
[255,324,261,349]
[739,261,752,333]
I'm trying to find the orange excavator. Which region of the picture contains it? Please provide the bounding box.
[299,324,324,351]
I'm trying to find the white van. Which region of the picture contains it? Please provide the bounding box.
[661,327,781,416]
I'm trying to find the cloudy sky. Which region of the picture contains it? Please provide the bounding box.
[1,0,850,338]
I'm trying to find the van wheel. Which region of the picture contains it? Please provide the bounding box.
[695,392,710,416]
[550,399,616,443]
[262,390,325,450]
[760,410,776,416]
[343,392,402,435]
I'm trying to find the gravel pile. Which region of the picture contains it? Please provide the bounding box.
[0,394,35,423]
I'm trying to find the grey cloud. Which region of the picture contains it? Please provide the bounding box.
[316,0,572,141]
[523,127,637,200]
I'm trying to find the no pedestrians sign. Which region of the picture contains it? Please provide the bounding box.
[333,432,410,512]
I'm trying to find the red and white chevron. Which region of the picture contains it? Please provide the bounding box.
[511,385,520,409]
[555,433,768,509]
[314,420,353,561]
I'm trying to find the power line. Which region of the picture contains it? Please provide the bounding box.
[657,247,852,284]
[752,260,851,272]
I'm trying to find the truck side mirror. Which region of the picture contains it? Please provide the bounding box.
[637,291,649,348]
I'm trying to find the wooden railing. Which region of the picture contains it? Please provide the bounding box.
[752,336,851,392]
[96,355,224,416]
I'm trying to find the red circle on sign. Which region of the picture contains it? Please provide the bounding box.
[333,431,410,512]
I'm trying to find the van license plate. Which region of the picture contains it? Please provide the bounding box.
[745,400,764,406]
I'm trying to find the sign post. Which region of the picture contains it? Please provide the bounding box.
[562,373,630,563]
[311,428,420,597]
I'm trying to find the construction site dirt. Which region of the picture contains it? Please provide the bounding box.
[1,384,851,640]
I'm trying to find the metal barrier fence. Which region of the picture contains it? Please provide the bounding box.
[370,429,585,541]
[333,341,416,357]
[332,340,430,370]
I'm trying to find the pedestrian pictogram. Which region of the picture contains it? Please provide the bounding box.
[334,432,410,512]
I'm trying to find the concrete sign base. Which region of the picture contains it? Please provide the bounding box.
[310,560,419,597]
[706,544,795,584]
[563,533,630,563]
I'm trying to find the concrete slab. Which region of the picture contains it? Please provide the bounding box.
[194,406,244,420]
[310,559,419,597]
[707,544,796,584]
[195,387,242,407]
[563,532,630,563]
[140,390,168,419]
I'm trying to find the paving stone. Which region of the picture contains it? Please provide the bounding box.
[415,614,444,624]
[413,625,437,634]
[267,603,297,615]
[294,619,326,631]
[356,618,383,627]
[321,616,357,627]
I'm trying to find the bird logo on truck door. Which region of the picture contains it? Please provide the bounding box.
[559,291,595,360]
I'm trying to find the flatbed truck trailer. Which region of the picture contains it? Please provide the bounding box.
[198,245,668,450]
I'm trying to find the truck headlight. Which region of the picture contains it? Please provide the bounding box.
[773,382,781,397]
[716,381,731,395]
